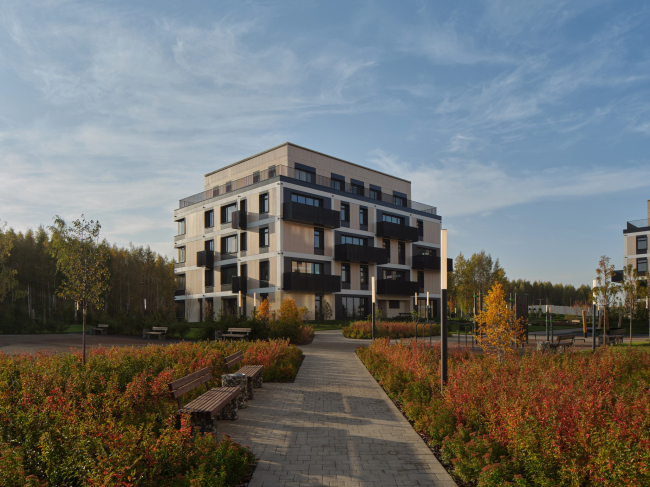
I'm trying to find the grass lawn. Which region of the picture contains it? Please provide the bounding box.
[62,324,82,333]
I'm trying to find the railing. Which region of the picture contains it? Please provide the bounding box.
[283,201,341,228]
[283,272,341,293]
[376,279,419,295]
[334,243,388,264]
[232,276,248,294]
[412,254,440,270]
[179,165,437,214]
[626,219,650,233]
[196,250,216,268]
[232,209,247,230]
[376,221,419,242]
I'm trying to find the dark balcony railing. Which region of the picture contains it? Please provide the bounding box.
[196,250,216,268]
[377,279,419,295]
[412,254,440,270]
[376,221,419,242]
[179,164,437,214]
[334,244,388,264]
[232,276,248,294]
[283,272,341,293]
[283,201,340,229]
[174,289,186,297]
[232,209,247,230]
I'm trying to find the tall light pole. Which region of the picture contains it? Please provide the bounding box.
[371,276,376,340]
[592,279,597,351]
[414,292,418,342]
[238,290,242,318]
[441,229,448,393]
[427,291,431,343]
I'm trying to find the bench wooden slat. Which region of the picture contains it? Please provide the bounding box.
[182,387,240,419]
[225,351,244,370]
[169,367,212,399]
[237,365,264,378]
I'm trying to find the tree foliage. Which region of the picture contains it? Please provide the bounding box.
[0,221,20,303]
[594,255,617,311]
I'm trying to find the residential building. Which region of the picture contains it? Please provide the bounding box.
[622,199,650,278]
[173,143,450,321]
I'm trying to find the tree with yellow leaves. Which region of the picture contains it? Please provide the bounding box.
[475,282,526,358]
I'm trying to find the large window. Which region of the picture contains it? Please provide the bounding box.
[341,235,367,246]
[341,203,350,223]
[360,208,368,227]
[221,203,237,224]
[637,235,648,254]
[259,227,270,248]
[341,297,367,318]
[638,258,648,275]
[176,274,186,290]
[292,261,323,274]
[259,193,269,213]
[204,210,214,228]
[382,269,408,281]
[369,188,381,200]
[221,265,238,285]
[417,247,436,257]
[341,263,350,283]
[360,265,368,285]
[221,235,237,255]
[389,300,400,309]
[314,228,324,250]
[295,168,315,183]
[382,213,404,225]
[177,219,186,236]
[177,246,186,263]
[291,193,322,207]
[205,269,214,287]
[259,260,270,284]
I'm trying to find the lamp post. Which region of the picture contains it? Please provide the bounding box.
[592,279,597,351]
[253,292,257,317]
[238,291,242,318]
[371,276,376,340]
[441,229,448,393]
[427,291,431,344]
[414,292,418,342]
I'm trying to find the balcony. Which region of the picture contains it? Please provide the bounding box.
[412,254,440,270]
[232,209,247,230]
[196,250,216,268]
[232,276,248,294]
[283,272,341,293]
[283,201,340,229]
[174,289,186,297]
[377,279,419,295]
[335,244,388,264]
[376,221,419,242]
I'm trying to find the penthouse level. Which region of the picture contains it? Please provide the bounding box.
[173,143,446,322]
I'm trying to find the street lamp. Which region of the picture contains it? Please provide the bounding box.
[441,229,448,393]
[371,276,376,340]
[238,290,242,318]
[414,292,418,342]
[427,291,431,343]
[592,279,597,351]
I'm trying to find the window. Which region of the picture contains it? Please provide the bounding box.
[360,208,368,227]
[637,235,648,254]
[177,219,186,236]
[259,193,269,214]
[341,203,350,223]
[225,181,232,193]
[177,246,186,263]
[268,165,276,178]
[205,269,214,287]
[417,219,424,237]
[638,258,648,275]
[417,247,435,257]
[259,260,270,284]
[221,265,238,285]
[176,274,186,290]
[253,171,260,183]
[314,228,324,250]
[221,235,237,255]
[331,178,344,191]
[221,203,237,224]
[383,239,390,263]
[382,213,404,225]
[204,210,214,228]
[382,269,407,281]
[315,294,323,319]
[341,235,367,246]
[205,239,214,251]
[291,193,322,207]
[240,232,247,251]
[418,271,424,289]
[398,242,405,265]
[292,261,323,274]
[352,183,364,195]
[295,168,314,183]
[341,296,367,318]
[341,263,350,283]
[393,195,406,206]
[259,227,270,248]
[360,265,368,285]
[389,300,400,309]
[369,188,381,200]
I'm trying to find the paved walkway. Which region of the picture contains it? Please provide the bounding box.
[219,330,456,487]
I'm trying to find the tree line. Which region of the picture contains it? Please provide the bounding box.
[0,220,176,333]
[448,250,593,317]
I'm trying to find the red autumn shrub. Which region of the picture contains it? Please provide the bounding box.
[342,321,442,339]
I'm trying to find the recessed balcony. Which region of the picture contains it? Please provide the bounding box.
[376,221,419,242]
[334,244,388,264]
[283,272,341,293]
[412,254,440,270]
[283,201,340,229]
[376,279,419,295]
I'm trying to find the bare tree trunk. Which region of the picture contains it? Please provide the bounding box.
[630,312,633,346]
[83,303,86,365]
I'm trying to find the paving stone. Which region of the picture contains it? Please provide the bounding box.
[219,330,457,487]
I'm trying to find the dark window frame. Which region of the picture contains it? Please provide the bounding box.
[259,260,270,284]
[360,207,368,227]
[221,203,237,224]
[259,226,270,248]
[341,263,351,284]
[259,193,269,214]
[204,210,214,228]
[340,202,350,223]
[389,300,400,309]
[637,235,648,253]
[221,235,237,255]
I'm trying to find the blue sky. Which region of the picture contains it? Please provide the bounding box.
[1,0,649,286]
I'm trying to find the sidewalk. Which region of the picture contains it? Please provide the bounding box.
[219,330,457,487]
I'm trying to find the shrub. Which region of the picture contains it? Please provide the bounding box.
[342,321,441,339]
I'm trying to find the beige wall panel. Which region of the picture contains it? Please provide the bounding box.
[268,256,277,287]
[423,220,441,245]
[186,269,203,296]
[421,271,441,293]
[289,293,315,318]
[324,228,333,257]
[185,212,204,238]
[350,263,361,289]
[204,146,288,190]
[284,223,313,254]
[625,236,635,256]
[350,203,360,229]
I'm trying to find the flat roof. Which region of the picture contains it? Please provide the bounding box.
[204,142,411,184]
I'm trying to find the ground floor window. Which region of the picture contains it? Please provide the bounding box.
[222,298,237,317]
[315,294,323,320]
[341,296,368,318]
[176,300,185,321]
[389,300,400,309]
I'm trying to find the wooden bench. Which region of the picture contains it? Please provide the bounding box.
[224,351,264,394]
[167,367,240,437]
[549,334,575,351]
[220,327,252,341]
[89,324,109,335]
[143,326,168,340]
[604,328,625,345]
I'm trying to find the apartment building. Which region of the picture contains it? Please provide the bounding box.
[173,143,450,321]
[622,199,650,277]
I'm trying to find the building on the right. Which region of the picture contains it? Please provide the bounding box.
[622,199,650,277]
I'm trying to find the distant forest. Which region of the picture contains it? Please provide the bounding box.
[0,225,176,333]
